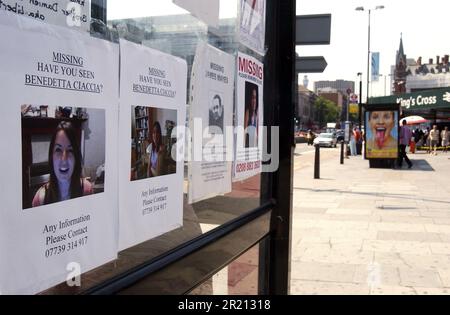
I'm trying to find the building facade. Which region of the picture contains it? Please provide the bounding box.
[393,36,450,94]
[314,79,355,95]
[317,89,344,109]
[297,85,317,130]
[406,55,450,92]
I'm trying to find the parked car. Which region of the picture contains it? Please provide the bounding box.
[295,129,308,143]
[313,132,337,148]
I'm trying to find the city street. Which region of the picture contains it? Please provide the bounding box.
[291,146,450,294]
[294,143,340,171]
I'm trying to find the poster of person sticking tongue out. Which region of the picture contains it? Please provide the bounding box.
[365,109,399,159]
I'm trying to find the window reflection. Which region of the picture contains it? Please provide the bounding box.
[42,0,263,294]
[189,242,260,295]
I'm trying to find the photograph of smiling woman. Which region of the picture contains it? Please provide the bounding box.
[32,121,93,207]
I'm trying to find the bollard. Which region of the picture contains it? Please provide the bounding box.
[314,144,320,179]
[340,141,344,165]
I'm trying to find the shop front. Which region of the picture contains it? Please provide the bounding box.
[369,88,450,128]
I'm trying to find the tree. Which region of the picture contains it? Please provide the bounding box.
[314,96,339,128]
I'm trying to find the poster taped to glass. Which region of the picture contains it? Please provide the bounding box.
[188,42,235,203]
[233,52,263,181]
[0,12,119,294]
[0,0,91,32]
[238,0,266,56]
[118,39,187,251]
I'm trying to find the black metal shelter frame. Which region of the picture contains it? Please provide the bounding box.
[82,0,296,295]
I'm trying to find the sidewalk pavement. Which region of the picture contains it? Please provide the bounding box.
[291,149,450,295]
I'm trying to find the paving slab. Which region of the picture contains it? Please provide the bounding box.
[398,267,443,288]
[290,279,370,295]
[291,147,450,295]
[291,261,357,283]
[377,231,442,243]
[369,286,418,295]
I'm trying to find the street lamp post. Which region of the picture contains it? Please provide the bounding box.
[356,5,385,103]
[357,72,362,128]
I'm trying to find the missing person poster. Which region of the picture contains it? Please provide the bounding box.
[0,12,119,294]
[0,0,91,32]
[365,110,399,159]
[238,0,266,56]
[233,52,263,181]
[188,42,235,204]
[118,39,187,250]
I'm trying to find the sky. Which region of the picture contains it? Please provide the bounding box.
[108,0,449,99]
[296,0,450,99]
[108,0,238,20]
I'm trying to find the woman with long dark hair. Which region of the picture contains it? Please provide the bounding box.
[146,121,166,177]
[244,84,258,148]
[32,121,93,207]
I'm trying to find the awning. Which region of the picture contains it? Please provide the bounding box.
[399,115,428,125]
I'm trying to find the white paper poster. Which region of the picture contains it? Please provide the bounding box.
[0,12,119,294]
[233,52,263,181]
[173,0,220,27]
[188,42,235,204]
[238,0,266,56]
[0,0,91,32]
[118,39,187,251]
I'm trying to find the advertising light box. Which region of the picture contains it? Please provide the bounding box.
[364,104,400,161]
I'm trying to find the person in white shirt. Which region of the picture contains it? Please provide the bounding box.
[441,126,449,153]
[429,125,439,155]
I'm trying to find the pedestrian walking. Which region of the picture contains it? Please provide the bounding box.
[413,128,420,143]
[306,130,314,146]
[424,127,430,153]
[398,120,413,168]
[441,126,449,153]
[429,125,439,155]
[355,128,362,155]
[350,127,357,156]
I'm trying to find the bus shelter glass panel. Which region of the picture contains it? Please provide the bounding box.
[34,0,268,294]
